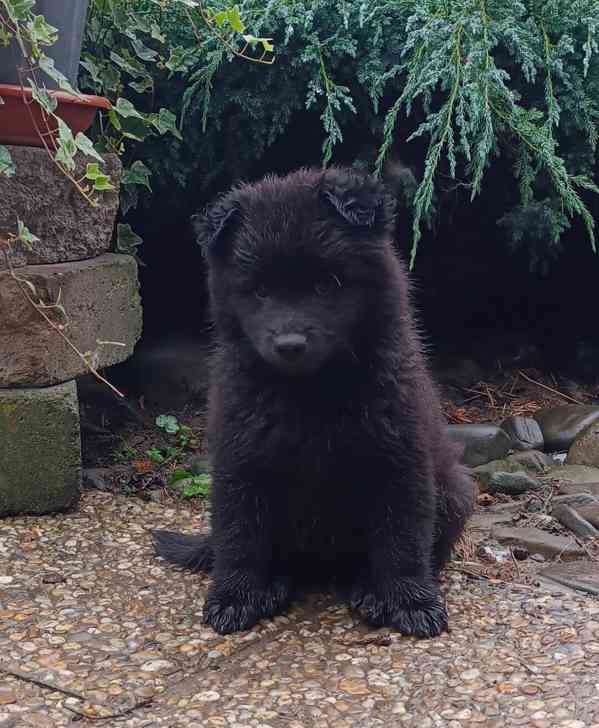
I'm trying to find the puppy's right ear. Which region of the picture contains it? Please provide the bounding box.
[192,195,240,256]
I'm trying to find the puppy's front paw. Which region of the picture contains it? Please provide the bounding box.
[203,580,290,635]
[350,578,448,638]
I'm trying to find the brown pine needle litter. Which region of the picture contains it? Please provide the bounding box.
[442,369,597,425]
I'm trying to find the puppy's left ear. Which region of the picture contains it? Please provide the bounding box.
[321,169,395,231]
[191,194,240,256]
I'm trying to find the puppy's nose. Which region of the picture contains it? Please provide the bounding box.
[274,333,307,361]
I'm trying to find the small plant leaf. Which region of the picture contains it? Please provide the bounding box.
[150,108,182,139]
[75,132,105,162]
[116,223,143,253]
[156,414,180,434]
[122,160,152,191]
[0,146,16,176]
[114,97,144,119]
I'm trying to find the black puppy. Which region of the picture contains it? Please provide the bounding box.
[153,167,475,637]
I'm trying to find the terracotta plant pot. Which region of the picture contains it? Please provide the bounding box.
[0,85,111,147]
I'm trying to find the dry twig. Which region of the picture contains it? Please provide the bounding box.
[0,663,86,701]
[518,370,583,405]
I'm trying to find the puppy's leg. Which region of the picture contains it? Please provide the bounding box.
[203,476,291,634]
[433,461,476,574]
[350,458,448,638]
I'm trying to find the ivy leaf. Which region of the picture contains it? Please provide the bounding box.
[120,185,139,216]
[117,223,143,254]
[150,23,166,43]
[150,108,182,139]
[0,146,16,177]
[85,163,114,190]
[227,6,245,33]
[27,15,58,46]
[131,37,158,62]
[110,50,146,79]
[16,219,40,249]
[28,80,57,114]
[92,175,115,191]
[119,115,153,141]
[75,132,104,162]
[38,55,79,96]
[129,77,153,94]
[4,0,35,23]
[114,97,144,119]
[122,160,152,191]
[166,46,191,72]
[84,163,102,180]
[54,119,77,170]
[80,57,102,85]
[214,10,227,28]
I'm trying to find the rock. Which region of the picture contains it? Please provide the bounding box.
[0,147,120,271]
[492,526,584,560]
[574,505,599,530]
[558,482,599,497]
[469,510,515,532]
[500,415,544,451]
[487,470,541,495]
[140,659,175,673]
[447,424,512,467]
[567,420,599,467]
[128,334,211,408]
[552,492,599,508]
[0,690,16,706]
[82,468,112,492]
[543,464,599,485]
[473,451,551,488]
[551,504,599,539]
[540,561,599,596]
[0,254,142,387]
[508,450,553,472]
[0,381,80,516]
[534,405,599,452]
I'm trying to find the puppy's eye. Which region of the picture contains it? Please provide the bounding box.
[255,284,269,300]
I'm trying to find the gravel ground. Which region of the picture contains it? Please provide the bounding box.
[1,492,599,727]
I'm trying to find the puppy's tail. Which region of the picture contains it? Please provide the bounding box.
[152,530,214,572]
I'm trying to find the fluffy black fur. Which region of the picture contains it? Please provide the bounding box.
[153,167,475,637]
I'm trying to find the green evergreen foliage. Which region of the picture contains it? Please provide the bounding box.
[94,1,599,267]
[5,1,598,266]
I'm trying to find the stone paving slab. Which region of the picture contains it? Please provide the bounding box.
[2,493,599,727]
[0,253,142,387]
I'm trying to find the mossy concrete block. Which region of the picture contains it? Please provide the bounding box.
[0,381,81,516]
[0,146,120,271]
[0,253,142,387]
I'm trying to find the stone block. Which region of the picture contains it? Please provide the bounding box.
[0,381,80,516]
[0,146,120,271]
[0,253,142,387]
